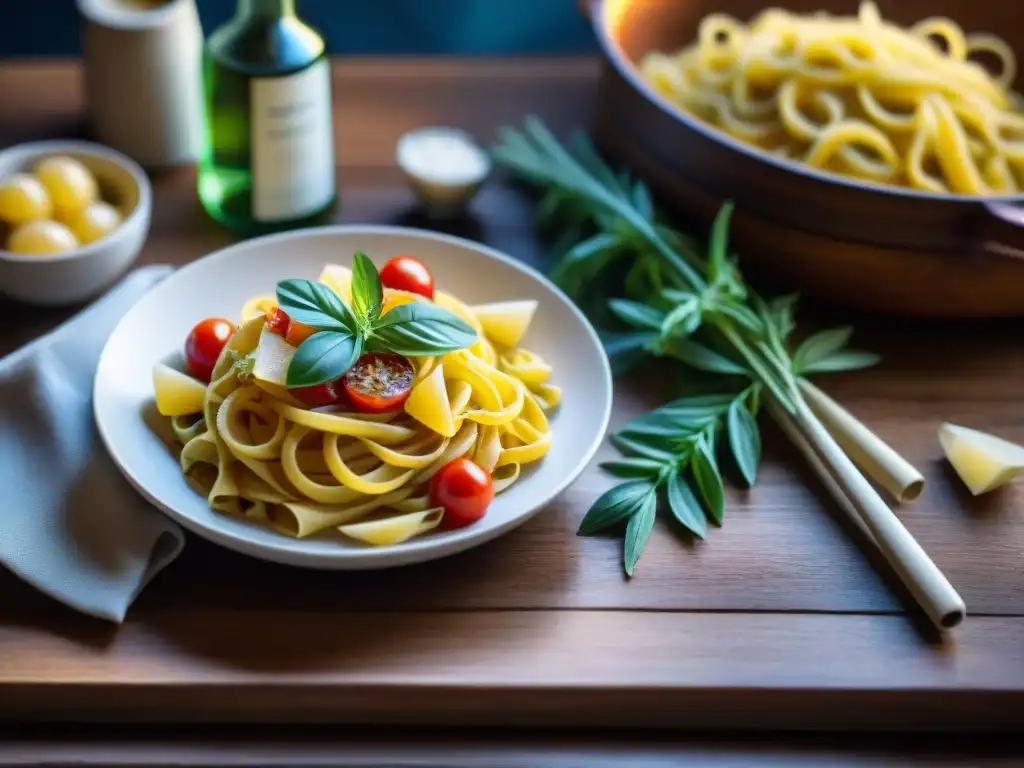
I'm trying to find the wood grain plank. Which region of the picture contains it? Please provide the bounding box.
[2,60,1024,735]
[2,728,1022,767]
[1,611,1023,730]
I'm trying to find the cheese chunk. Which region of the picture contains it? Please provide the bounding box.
[404,363,455,437]
[939,423,1024,495]
[153,364,206,416]
[252,326,295,387]
[471,300,537,348]
[339,508,444,546]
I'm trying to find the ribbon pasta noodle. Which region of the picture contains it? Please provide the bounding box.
[640,1,1024,194]
[156,264,558,547]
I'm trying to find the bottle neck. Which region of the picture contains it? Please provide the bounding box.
[237,0,295,19]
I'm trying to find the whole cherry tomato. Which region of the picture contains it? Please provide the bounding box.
[185,317,236,382]
[379,255,434,299]
[342,352,415,413]
[291,378,344,408]
[266,307,290,336]
[430,458,494,530]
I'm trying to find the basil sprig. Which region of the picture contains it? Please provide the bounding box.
[276,251,476,388]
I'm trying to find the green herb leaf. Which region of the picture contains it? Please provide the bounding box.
[632,181,654,221]
[660,337,749,375]
[286,330,363,388]
[577,480,655,536]
[618,420,689,445]
[624,490,657,576]
[660,296,700,336]
[600,458,666,479]
[793,327,853,373]
[800,350,881,374]
[769,294,799,341]
[608,299,665,331]
[233,353,255,381]
[600,331,656,376]
[690,441,724,524]
[351,251,383,327]
[664,393,738,409]
[726,399,761,487]
[610,433,677,462]
[559,232,621,271]
[708,201,735,284]
[276,279,358,333]
[712,301,764,334]
[666,470,707,539]
[368,302,476,356]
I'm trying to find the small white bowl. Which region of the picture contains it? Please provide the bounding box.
[396,126,491,218]
[0,140,152,306]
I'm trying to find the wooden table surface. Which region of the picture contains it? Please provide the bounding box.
[2,59,1024,748]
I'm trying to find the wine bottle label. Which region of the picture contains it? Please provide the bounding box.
[250,59,335,222]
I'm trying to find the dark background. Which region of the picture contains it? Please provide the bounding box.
[1,0,596,57]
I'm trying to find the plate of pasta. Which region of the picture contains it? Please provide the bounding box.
[93,226,612,568]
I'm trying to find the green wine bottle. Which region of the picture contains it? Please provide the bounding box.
[199,0,337,234]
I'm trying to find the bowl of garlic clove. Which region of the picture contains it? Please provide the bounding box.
[0,140,152,306]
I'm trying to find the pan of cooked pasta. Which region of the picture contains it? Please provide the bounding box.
[585,0,1024,316]
[93,227,612,569]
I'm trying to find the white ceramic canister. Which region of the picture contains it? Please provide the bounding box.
[77,0,203,168]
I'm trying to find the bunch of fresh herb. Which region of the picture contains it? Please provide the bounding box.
[275,252,477,388]
[492,117,879,575]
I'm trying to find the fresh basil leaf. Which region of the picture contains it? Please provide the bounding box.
[600,331,657,376]
[600,458,666,479]
[276,279,358,333]
[368,302,476,356]
[610,433,677,462]
[661,337,749,375]
[793,327,853,373]
[577,480,655,536]
[624,489,657,576]
[351,251,383,327]
[727,399,761,487]
[608,299,665,331]
[800,350,881,374]
[690,441,724,525]
[666,471,707,539]
[286,330,363,388]
[708,201,734,284]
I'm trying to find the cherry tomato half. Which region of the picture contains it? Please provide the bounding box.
[430,458,494,530]
[185,317,236,382]
[285,319,317,347]
[291,378,344,408]
[266,308,290,336]
[267,307,317,347]
[379,255,434,299]
[342,352,415,413]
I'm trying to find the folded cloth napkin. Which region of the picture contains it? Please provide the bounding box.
[0,265,185,623]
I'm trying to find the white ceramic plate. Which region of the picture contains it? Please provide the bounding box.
[94,226,612,569]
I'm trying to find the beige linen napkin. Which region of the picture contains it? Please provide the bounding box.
[0,265,185,622]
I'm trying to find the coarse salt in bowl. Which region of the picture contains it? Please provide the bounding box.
[396,126,491,218]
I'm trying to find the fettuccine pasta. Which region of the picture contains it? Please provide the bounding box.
[639,1,1024,194]
[154,258,558,547]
